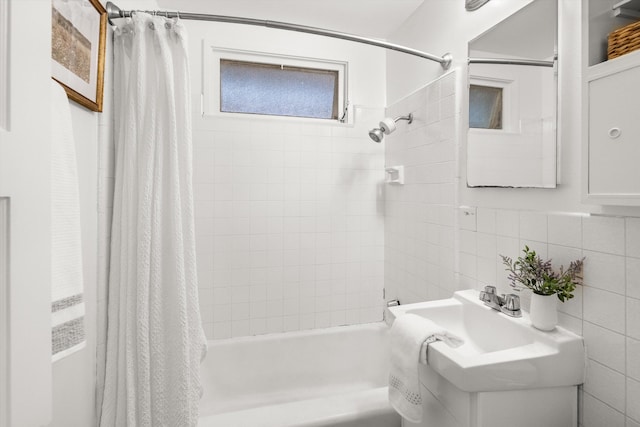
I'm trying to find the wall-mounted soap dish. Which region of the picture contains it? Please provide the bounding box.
[385,165,404,185]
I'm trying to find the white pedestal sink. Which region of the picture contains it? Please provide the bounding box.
[386,289,586,427]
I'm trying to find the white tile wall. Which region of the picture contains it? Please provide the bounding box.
[384,70,460,305]
[193,107,386,339]
[457,208,640,425]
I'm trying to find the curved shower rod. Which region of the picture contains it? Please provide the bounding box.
[105,2,452,69]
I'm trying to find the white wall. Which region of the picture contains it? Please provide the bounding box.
[387,0,640,425]
[185,20,388,339]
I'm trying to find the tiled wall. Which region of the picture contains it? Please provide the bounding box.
[192,107,386,340]
[384,70,461,305]
[457,208,640,427]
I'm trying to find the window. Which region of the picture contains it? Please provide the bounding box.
[469,84,503,129]
[220,60,339,120]
[203,47,348,122]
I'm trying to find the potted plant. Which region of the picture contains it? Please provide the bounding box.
[500,246,584,331]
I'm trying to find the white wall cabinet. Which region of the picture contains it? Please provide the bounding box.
[586,55,640,203]
[583,0,640,205]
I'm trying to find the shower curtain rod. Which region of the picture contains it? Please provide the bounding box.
[468,57,555,67]
[105,1,452,69]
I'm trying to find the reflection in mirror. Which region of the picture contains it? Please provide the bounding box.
[467,0,557,188]
[469,84,502,129]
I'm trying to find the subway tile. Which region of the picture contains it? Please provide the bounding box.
[583,321,626,373]
[266,317,284,334]
[558,312,582,335]
[477,233,497,257]
[283,315,300,332]
[459,230,477,254]
[582,250,625,295]
[629,297,640,340]
[519,211,547,242]
[231,320,250,337]
[476,208,496,234]
[231,303,250,320]
[628,337,640,381]
[212,322,231,340]
[584,360,626,412]
[548,244,583,272]
[583,287,625,333]
[459,252,477,279]
[558,284,582,318]
[583,287,626,334]
[628,257,640,300]
[583,215,625,255]
[629,378,640,423]
[477,256,497,286]
[627,218,640,258]
[250,318,267,335]
[459,206,477,231]
[582,392,625,427]
[496,209,519,237]
[548,213,583,248]
[212,304,231,323]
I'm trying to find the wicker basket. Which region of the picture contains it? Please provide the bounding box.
[608,20,640,60]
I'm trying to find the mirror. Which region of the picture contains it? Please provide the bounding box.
[466,0,557,188]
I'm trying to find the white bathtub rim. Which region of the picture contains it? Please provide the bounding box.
[204,321,387,346]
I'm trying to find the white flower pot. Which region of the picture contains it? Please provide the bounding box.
[529,293,558,331]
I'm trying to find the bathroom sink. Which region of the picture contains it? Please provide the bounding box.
[386,289,585,393]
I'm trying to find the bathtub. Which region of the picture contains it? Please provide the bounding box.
[198,322,400,427]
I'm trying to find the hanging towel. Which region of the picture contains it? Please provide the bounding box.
[388,313,463,423]
[50,80,85,362]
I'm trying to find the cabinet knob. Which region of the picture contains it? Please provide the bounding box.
[608,127,622,139]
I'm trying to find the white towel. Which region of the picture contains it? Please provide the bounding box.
[50,80,85,362]
[388,313,463,423]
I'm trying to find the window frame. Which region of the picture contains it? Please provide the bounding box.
[203,46,350,124]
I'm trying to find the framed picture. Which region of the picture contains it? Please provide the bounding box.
[51,0,107,112]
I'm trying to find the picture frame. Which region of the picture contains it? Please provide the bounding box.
[51,0,107,112]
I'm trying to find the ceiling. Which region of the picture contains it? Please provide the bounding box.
[154,0,425,39]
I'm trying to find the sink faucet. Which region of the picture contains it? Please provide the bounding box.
[479,285,522,318]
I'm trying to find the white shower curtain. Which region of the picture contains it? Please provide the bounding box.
[100,13,207,427]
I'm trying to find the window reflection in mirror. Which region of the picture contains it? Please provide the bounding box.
[469,84,503,129]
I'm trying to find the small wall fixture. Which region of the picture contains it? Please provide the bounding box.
[385,166,404,185]
[368,113,413,143]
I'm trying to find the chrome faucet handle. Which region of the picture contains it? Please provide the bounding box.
[500,294,522,318]
[480,285,503,309]
[483,285,497,294]
[479,285,496,303]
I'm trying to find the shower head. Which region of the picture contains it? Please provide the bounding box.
[367,113,413,142]
[369,128,384,143]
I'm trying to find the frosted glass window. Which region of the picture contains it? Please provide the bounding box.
[220,59,339,120]
[469,84,503,129]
